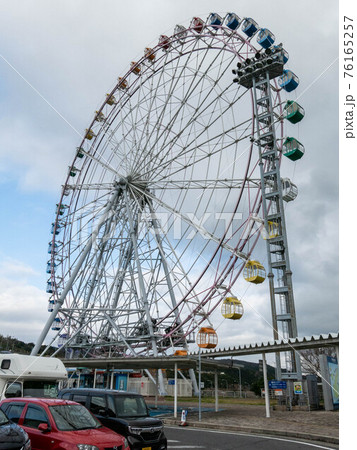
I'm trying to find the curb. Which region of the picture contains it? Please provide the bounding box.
[163,418,339,446]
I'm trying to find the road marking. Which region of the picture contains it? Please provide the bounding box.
[169,447,205,449]
[165,426,336,449]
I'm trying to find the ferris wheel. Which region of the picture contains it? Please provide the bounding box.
[33,13,305,387]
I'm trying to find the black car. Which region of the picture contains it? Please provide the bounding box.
[58,388,167,450]
[0,407,31,450]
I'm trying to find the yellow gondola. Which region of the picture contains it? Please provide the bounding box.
[197,327,218,349]
[262,221,279,239]
[243,260,266,284]
[221,297,244,320]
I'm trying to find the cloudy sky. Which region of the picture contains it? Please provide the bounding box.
[0,0,339,367]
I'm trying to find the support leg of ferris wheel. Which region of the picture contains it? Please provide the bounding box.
[74,196,122,342]
[147,200,199,396]
[31,188,121,356]
[251,73,302,381]
[123,186,167,395]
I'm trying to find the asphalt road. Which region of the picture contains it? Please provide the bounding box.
[165,426,336,450]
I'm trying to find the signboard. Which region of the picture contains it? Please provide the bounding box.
[294,382,303,394]
[268,380,287,389]
[168,379,175,385]
[274,389,283,396]
[327,356,339,407]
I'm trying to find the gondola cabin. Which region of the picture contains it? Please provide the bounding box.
[282,178,298,202]
[76,147,85,158]
[224,13,240,30]
[95,111,105,122]
[118,78,128,90]
[273,46,289,64]
[221,297,244,320]
[257,28,275,49]
[243,260,266,284]
[144,47,156,62]
[106,94,116,105]
[46,281,53,294]
[48,299,55,313]
[48,242,58,254]
[283,137,305,161]
[284,100,305,124]
[130,61,141,75]
[174,25,187,44]
[51,222,61,235]
[263,221,279,240]
[159,35,170,50]
[46,261,57,274]
[197,327,218,349]
[69,166,78,177]
[56,203,68,216]
[279,70,299,92]
[190,17,204,33]
[52,317,61,331]
[208,13,223,29]
[174,350,188,356]
[85,129,95,140]
[58,334,68,348]
[241,18,258,37]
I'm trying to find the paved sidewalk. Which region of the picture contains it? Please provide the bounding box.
[148,399,339,447]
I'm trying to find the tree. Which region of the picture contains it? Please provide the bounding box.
[300,347,337,375]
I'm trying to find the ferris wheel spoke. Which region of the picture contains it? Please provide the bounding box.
[138,96,252,181]
[132,41,235,176]
[133,38,213,172]
[134,62,242,177]
[131,184,247,261]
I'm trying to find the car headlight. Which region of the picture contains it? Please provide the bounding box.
[77,446,99,450]
[128,426,143,435]
[22,438,31,450]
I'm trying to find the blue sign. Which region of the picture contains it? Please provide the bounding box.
[268,380,287,389]
[168,379,175,385]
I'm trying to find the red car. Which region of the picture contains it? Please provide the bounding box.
[0,397,130,450]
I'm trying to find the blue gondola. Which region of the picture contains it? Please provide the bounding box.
[257,28,275,48]
[225,13,240,30]
[48,242,58,254]
[208,13,222,29]
[241,18,258,37]
[52,317,61,331]
[273,45,289,63]
[51,222,62,235]
[46,261,57,274]
[48,299,55,313]
[46,281,53,294]
[58,334,68,348]
[279,70,299,92]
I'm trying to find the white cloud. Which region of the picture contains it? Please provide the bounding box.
[0,260,49,342]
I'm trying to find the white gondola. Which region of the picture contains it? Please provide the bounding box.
[282,178,298,202]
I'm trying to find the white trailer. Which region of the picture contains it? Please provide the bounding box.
[0,353,67,400]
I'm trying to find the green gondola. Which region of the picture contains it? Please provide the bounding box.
[283,137,305,161]
[284,100,305,124]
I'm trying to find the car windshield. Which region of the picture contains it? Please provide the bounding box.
[23,380,58,398]
[114,395,148,418]
[49,404,102,431]
[0,409,9,426]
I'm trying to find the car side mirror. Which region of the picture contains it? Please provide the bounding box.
[38,423,51,433]
[98,408,107,417]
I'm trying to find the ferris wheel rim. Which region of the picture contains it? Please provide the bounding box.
[46,14,285,357]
